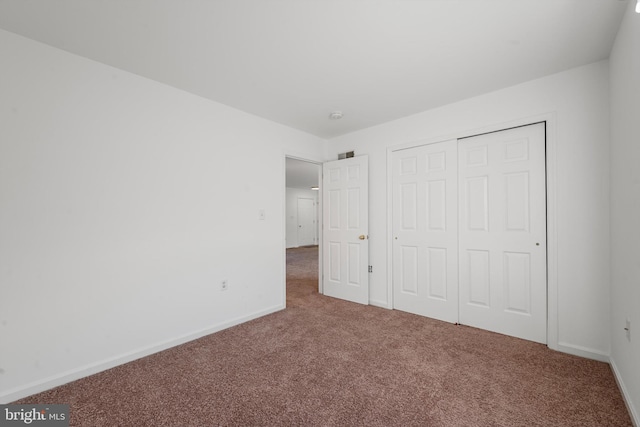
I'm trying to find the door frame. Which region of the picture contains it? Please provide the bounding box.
[283,151,324,304]
[386,112,560,351]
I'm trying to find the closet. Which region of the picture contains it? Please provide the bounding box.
[391,123,547,343]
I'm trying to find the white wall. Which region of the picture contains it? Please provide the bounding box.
[327,60,611,361]
[0,29,326,402]
[609,3,640,423]
[285,188,318,248]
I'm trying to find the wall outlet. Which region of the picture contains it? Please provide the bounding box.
[220,279,228,291]
[625,319,631,342]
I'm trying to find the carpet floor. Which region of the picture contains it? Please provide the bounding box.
[16,246,632,426]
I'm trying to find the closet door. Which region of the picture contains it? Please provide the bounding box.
[392,140,458,323]
[458,123,547,343]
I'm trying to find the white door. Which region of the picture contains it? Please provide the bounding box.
[392,140,459,323]
[458,123,547,343]
[322,155,369,304]
[297,197,316,246]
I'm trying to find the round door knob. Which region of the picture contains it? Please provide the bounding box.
[359,235,366,240]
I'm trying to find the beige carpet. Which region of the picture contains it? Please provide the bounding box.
[16,246,632,426]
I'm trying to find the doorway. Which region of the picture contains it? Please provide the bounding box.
[285,157,322,301]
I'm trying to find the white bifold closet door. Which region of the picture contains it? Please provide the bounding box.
[392,123,547,344]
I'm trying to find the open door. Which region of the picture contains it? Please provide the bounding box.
[322,155,369,304]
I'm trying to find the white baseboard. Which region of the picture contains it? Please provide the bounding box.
[556,341,610,362]
[369,299,391,309]
[0,304,284,404]
[610,357,639,427]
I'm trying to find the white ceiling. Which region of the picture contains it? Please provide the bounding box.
[286,158,320,190]
[0,1,628,139]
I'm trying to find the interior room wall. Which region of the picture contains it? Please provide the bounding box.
[0,29,326,402]
[609,3,640,423]
[285,188,318,248]
[326,60,611,362]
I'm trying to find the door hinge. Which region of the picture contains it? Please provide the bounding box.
[368,265,373,273]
